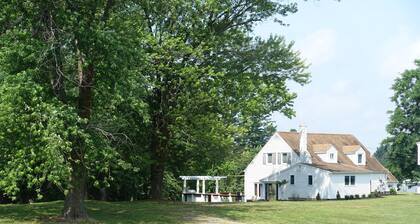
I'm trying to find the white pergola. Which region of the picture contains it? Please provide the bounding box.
[179,176,227,194]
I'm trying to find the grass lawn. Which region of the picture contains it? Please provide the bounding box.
[1,193,420,224]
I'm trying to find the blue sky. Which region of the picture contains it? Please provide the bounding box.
[254,0,420,152]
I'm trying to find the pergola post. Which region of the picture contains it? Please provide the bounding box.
[196,179,200,193]
[183,179,187,193]
[202,179,206,194]
[215,179,219,194]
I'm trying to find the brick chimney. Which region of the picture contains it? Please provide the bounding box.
[299,125,311,163]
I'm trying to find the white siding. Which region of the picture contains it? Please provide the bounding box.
[330,173,387,197]
[276,164,331,200]
[244,133,298,200]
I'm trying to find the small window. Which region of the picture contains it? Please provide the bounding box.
[308,175,313,185]
[358,154,363,164]
[267,153,273,164]
[330,153,334,159]
[254,183,258,196]
[350,176,355,185]
[345,176,350,185]
[282,153,288,164]
[290,175,295,185]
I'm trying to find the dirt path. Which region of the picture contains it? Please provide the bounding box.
[184,214,243,224]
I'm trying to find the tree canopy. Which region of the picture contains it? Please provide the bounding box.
[0,0,309,220]
[377,60,420,181]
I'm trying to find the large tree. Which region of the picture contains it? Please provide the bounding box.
[137,1,308,199]
[380,60,420,181]
[0,0,144,220]
[0,0,309,220]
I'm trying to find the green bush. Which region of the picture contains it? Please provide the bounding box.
[355,194,360,199]
[390,188,397,195]
[336,191,341,200]
[316,193,321,200]
[349,195,354,200]
[344,195,350,200]
[362,194,366,198]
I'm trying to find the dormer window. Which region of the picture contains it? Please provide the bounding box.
[312,144,337,163]
[342,145,366,165]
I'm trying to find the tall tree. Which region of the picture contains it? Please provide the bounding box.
[381,60,420,181]
[137,0,308,199]
[0,0,145,220]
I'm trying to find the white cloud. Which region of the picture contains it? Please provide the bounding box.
[297,29,337,66]
[380,33,420,79]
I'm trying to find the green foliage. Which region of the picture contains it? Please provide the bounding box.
[380,61,420,181]
[0,74,81,200]
[390,188,397,195]
[0,0,309,205]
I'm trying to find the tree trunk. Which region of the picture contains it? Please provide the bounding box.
[63,58,95,220]
[150,161,165,200]
[149,87,169,200]
[63,160,88,220]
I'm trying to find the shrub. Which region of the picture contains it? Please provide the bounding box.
[336,191,341,200]
[349,195,354,199]
[355,194,360,199]
[362,194,366,198]
[390,188,397,195]
[344,195,350,200]
[316,193,321,200]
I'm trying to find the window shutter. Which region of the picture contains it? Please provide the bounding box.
[278,153,281,164]
[273,153,276,165]
[263,153,266,165]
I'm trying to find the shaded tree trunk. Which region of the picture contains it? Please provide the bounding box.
[63,61,95,220]
[150,87,170,200]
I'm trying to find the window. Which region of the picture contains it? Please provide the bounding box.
[267,153,273,164]
[290,175,295,185]
[258,184,262,197]
[345,176,356,186]
[254,183,258,196]
[330,153,334,159]
[358,154,363,164]
[282,153,288,164]
[308,175,313,185]
[351,176,355,185]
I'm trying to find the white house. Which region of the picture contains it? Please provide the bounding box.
[244,126,398,201]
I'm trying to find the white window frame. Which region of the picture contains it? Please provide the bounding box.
[267,153,273,164]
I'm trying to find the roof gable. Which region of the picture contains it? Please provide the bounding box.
[342,145,363,154]
[312,144,335,154]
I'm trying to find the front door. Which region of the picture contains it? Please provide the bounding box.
[267,183,276,201]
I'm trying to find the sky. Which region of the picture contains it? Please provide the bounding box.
[254,0,420,152]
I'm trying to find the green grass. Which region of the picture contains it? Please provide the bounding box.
[1,193,420,223]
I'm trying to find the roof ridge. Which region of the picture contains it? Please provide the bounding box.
[278,131,354,136]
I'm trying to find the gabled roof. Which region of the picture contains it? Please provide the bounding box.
[312,144,334,153]
[342,145,362,154]
[277,132,398,182]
